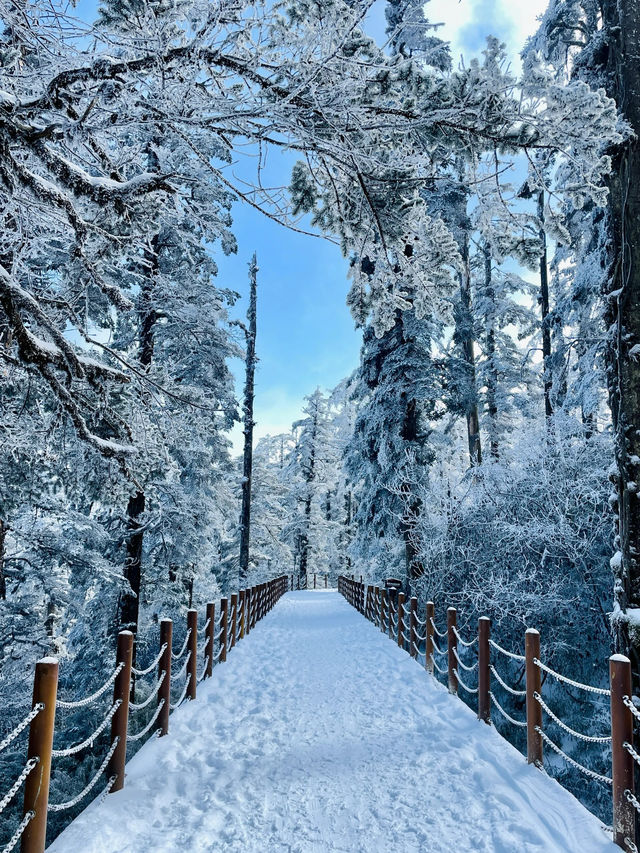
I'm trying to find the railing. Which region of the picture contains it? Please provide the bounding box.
[0,576,288,853]
[338,576,636,852]
[290,573,331,590]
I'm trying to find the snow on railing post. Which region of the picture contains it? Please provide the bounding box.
[108,631,133,792]
[220,599,229,663]
[230,594,238,649]
[187,610,197,701]
[447,608,458,695]
[205,602,215,677]
[397,593,406,650]
[610,654,635,849]
[525,629,543,766]
[22,658,58,853]
[478,617,491,724]
[157,619,172,737]
[426,602,434,675]
[410,597,418,660]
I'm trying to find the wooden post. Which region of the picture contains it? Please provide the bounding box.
[205,603,215,679]
[380,589,387,633]
[610,654,635,849]
[525,628,543,766]
[478,617,491,724]
[239,590,246,640]
[230,593,238,649]
[447,607,458,694]
[314,573,317,589]
[410,597,418,659]
[220,598,229,663]
[187,609,197,701]
[21,657,58,853]
[108,631,133,792]
[245,590,251,637]
[157,619,172,737]
[397,592,406,649]
[426,602,434,674]
[325,575,328,588]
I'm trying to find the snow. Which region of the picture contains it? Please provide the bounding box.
[48,592,615,853]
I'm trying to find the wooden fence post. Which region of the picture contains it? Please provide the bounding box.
[478,617,491,724]
[447,607,458,694]
[21,657,58,853]
[108,631,133,792]
[325,575,328,588]
[239,590,246,640]
[610,654,635,849]
[426,602,434,674]
[410,597,418,659]
[205,603,215,678]
[220,598,229,663]
[187,609,197,701]
[157,619,172,737]
[397,592,406,650]
[230,593,238,649]
[525,628,542,766]
[314,573,317,589]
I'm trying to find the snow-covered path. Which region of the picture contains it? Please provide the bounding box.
[49,591,615,853]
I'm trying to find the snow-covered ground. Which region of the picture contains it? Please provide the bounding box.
[49,591,616,852]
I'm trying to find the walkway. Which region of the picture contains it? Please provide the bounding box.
[49,591,616,852]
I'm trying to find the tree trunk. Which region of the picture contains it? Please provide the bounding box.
[239,254,258,585]
[484,244,499,459]
[0,518,6,601]
[538,190,554,422]
[459,235,482,466]
[603,0,640,679]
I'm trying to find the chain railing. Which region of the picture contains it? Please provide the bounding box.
[2,575,289,853]
[289,572,332,591]
[338,575,635,851]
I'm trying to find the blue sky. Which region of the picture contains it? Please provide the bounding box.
[222,0,549,451]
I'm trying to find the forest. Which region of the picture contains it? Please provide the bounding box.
[1,0,640,844]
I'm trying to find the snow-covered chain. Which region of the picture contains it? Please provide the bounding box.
[197,656,211,684]
[429,617,447,639]
[127,701,165,742]
[57,664,124,709]
[454,669,478,695]
[48,737,120,812]
[197,619,211,637]
[533,658,611,696]
[453,647,477,672]
[52,701,122,757]
[0,703,44,755]
[490,692,527,728]
[489,639,525,662]
[431,656,448,676]
[173,653,191,683]
[626,789,640,816]
[453,627,477,648]
[3,810,34,853]
[0,756,39,816]
[170,675,191,711]
[535,728,612,784]
[490,665,526,697]
[171,630,192,661]
[623,696,640,723]
[132,645,167,677]
[129,672,165,711]
[533,692,611,743]
[624,741,640,770]
[431,637,445,657]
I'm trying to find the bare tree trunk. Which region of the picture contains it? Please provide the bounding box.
[484,244,499,459]
[239,254,258,585]
[538,190,554,422]
[119,233,159,642]
[459,235,482,466]
[0,518,6,601]
[603,0,640,679]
